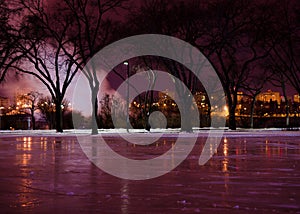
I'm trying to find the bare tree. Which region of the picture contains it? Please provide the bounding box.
[0,0,21,82]
[267,1,300,95]
[129,1,209,132]
[199,0,276,130]
[109,57,158,131]
[17,91,41,129]
[37,96,56,129]
[259,1,300,128]
[11,0,80,132]
[130,0,275,130]
[3,0,127,133]
[241,64,272,128]
[268,65,291,127]
[63,0,127,134]
[37,95,71,129]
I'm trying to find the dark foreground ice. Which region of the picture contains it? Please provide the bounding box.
[0,131,299,213]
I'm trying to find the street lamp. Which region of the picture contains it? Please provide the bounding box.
[124,61,130,132]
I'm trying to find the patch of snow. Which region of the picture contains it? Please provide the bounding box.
[0,127,299,138]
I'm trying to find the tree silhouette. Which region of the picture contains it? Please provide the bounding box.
[0,0,21,82]
[130,0,275,130]
[267,1,300,95]
[17,91,41,129]
[9,0,81,132]
[61,0,127,134]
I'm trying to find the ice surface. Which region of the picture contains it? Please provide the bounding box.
[0,129,299,213]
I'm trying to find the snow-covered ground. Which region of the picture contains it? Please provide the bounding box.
[1,127,300,137]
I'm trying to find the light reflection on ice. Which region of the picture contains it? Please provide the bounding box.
[120,180,130,214]
[0,132,299,212]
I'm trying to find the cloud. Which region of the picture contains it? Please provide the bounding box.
[0,73,49,99]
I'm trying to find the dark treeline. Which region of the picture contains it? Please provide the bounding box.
[0,0,299,132]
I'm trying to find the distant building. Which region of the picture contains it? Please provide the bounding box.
[157,90,176,108]
[237,91,244,103]
[257,90,281,103]
[194,92,206,107]
[0,96,10,108]
[0,113,31,130]
[158,90,175,100]
[294,94,300,103]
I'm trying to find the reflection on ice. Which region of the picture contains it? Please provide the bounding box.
[121,180,130,214]
[0,133,299,213]
[222,138,228,173]
[79,134,197,180]
[11,136,80,210]
[16,137,32,151]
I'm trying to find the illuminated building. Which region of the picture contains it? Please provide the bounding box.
[0,96,10,109]
[257,90,281,103]
[294,94,300,103]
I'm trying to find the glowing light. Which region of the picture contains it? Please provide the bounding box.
[224,106,228,112]
[223,105,229,116]
[23,137,32,151]
[223,138,228,156]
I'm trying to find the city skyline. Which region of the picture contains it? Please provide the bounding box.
[1,86,300,130]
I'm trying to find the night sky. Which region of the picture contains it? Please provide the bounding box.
[0,0,299,100]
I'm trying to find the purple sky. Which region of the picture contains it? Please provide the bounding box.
[0,0,298,104]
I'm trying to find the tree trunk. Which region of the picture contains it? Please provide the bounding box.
[227,94,237,130]
[181,114,193,132]
[281,81,290,127]
[31,108,35,130]
[284,98,290,127]
[91,88,99,135]
[145,113,151,131]
[55,100,63,132]
[207,106,211,127]
[181,100,193,132]
[228,107,236,130]
[250,95,257,129]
